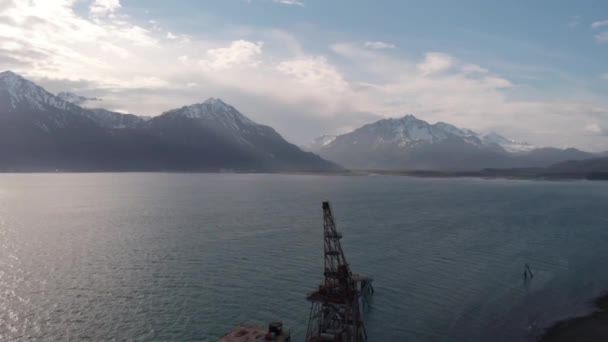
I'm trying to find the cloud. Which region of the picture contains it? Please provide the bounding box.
[273,0,304,6]
[585,123,602,134]
[461,64,489,74]
[199,40,263,70]
[482,76,512,88]
[417,52,455,75]
[277,56,348,92]
[0,0,160,85]
[166,32,177,40]
[100,42,130,58]
[591,20,608,44]
[595,31,608,43]
[363,41,396,50]
[584,122,608,135]
[591,20,608,28]
[90,0,121,16]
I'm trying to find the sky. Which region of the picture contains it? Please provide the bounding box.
[0,0,607,151]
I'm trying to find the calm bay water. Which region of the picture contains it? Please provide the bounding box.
[1,174,608,341]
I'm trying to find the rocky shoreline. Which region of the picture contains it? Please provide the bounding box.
[539,292,608,342]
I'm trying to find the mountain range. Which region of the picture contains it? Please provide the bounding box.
[305,115,597,171]
[0,71,339,172]
[1,70,604,175]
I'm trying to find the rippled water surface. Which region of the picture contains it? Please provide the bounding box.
[1,174,608,341]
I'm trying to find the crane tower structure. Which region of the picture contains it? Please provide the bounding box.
[305,202,373,342]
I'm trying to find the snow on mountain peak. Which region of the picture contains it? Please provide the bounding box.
[202,97,238,113]
[434,122,475,137]
[366,114,474,146]
[316,114,535,153]
[481,131,535,153]
[374,115,536,150]
[0,70,22,83]
[0,70,74,112]
[165,98,257,131]
[204,97,228,106]
[390,114,425,126]
[483,131,511,144]
[402,114,421,120]
[1,70,32,93]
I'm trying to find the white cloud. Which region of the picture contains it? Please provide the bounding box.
[585,123,602,134]
[1,41,23,51]
[100,42,130,59]
[417,52,455,75]
[114,76,168,89]
[461,64,489,74]
[166,32,177,40]
[363,41,396,50]
[595,31,608,43]
[119,26,158,47]
[482,76,512,88]
[273,0,304,6]
[200,40,263,71]
[591,20,608,28]
[277,56,348,92]
[90,0,121,16]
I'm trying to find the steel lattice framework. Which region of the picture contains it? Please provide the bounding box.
[305,201,367,342]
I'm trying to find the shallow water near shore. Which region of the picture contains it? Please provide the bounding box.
[1,173,608,341]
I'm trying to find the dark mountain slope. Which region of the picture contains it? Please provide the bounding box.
[0,71,339,172]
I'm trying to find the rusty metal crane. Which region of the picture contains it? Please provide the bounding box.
[305,201,373,342]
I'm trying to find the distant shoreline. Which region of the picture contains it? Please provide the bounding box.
[0,169,607,181]
[539,292,608,342]
[344,169,608,181]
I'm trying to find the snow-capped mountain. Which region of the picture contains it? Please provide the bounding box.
[358,115,489,148]
[307,116,534,154]
[85,108,146,129]
[146,98,339,172]
[160,98,257,130]
[312,114,591,171]
[57,91,146,129]
[0,71,338,172]
[1,71,76,114]
[0,70,100,131]
[480,132,535,153]
[0,72,143,130]
[311,114,499,151]
[2,70,592,173]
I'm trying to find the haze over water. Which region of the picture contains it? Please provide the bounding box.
[1,174,608,341]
